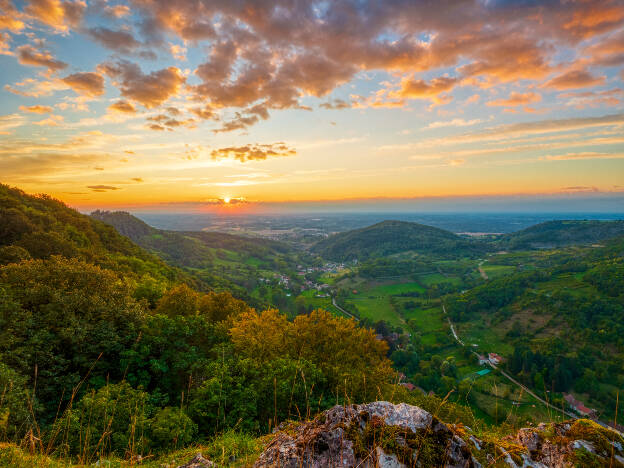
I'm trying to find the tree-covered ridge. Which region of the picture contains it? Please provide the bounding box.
[0,184,187,284]
[312,220,485,261]
[497,219,624,249]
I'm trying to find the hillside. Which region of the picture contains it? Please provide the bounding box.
[312,220,485,261]
[498,219,624,249]
[91,211,295,266]
[445,236,624,423]
[0,184,187,283]
[90,211,304,305]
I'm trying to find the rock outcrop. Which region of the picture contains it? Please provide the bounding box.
[254,401,479,467]
[176,453,215,467]
[253,402,624,468]
[510,419,624,468]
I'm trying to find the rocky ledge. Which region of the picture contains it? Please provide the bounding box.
[253,401,624,468]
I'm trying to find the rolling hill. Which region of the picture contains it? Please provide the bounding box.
[312,220,485,261]
[90,211,304,305]
[498,220,624,249]
[90,210,296,269]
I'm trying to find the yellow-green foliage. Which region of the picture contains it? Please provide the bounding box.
[0,430,263,468]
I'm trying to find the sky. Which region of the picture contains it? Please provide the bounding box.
[0,0,623,213]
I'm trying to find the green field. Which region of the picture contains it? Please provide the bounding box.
[480,264,516,279]
[367,281,425,295]
[344,295,401,325]
[417,273,461,286]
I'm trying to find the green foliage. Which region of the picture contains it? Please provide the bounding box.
[0,246,30,265]
[0,257,144,418]
[0,363,31,440]
[0,185,187,284]
[51,382,154,458]
[149,407,197,452]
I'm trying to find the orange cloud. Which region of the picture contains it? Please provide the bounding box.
[87,26,141,54]
[559,88,624,109]
[62,72,105,96]
[210,143,296,162]
[562,3,624,40]
[19,105,53,114]
[87,185,119,191]
[108,100,136,113]
[16,44,67,72]
[393,76,459,99]
[543,69,606,90]
[146,112,196,130]
[0,0,26,32]
[487,92,542,107]
[98,61,185,108]
[25,0,85,32]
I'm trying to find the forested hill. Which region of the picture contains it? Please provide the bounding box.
[312,220,484,261]
[90,210,295,268]
[91,209,156,239]
[90,210,301,305]
[498,219,624,249]
[0,184,187,283]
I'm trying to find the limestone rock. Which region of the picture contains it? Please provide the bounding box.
[176,453,214,468]
[253,401,476,467]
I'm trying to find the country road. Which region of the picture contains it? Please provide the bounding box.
[331,296,359,321]
[442,303,577,420]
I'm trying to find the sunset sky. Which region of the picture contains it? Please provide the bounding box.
[1,0,623,212]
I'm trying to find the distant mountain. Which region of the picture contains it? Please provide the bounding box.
[0,184,187,283]
[498,220,624,249]
[311,220,484,261]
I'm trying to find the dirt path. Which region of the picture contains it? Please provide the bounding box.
[331,296,359,321]
[478,261,488,280]
[442,304,464,345]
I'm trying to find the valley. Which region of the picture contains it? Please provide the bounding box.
[92,208,624,430]
[1,184,622,466]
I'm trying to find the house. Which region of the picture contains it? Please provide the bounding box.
[477,354,489,365]
[488,353,504,365]
[564,394,597,418]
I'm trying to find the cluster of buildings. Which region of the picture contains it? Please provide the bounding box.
[296,261,348,276]
[563,394,597,419]
[477,352,505,366]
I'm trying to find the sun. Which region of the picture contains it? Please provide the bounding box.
[223,197,231,204]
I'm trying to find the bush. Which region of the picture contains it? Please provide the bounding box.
[50,382,154,460]
[150,407,197,451]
